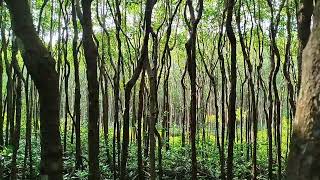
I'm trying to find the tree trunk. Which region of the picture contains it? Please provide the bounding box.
[0,1,4,150]
[296,0,314,94]
[10,37,22,180]
[137,71,145,180]
[5,1,63,179]
[120,0,156,178]
[80,0,100,179]
[184,0,203,178]
[287,2,320,179]
[225,0,237,179]
[71,0,83,170]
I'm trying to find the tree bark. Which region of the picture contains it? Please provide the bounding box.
[225,0,237,179]
[10,37,22,180]
[137,71,145,180]
[71,0,83,170]
[287,2,320,179]
[80,0,100,179]
[297,0,314,94]
[184,0,203,178]
[5,0,63,179]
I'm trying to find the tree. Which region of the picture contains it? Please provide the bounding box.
[71,0,83,170]
[121,0,157,178]
[184,0,203,178]
[296,0,314,93]
[10,37,23,180]
[287,2,320,179]
[4,0,63,179]
[225,0,237,179]
[0,0,4,150]
[79,0,100,179]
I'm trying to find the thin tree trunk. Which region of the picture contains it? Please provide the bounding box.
[79,0,101,179]
[71,0,83,170]
[225,0,237,179]
[0,1,4,151]
[10,37,22,180]
[137,71,145,180]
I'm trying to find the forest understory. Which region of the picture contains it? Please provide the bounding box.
[2,127,290,179]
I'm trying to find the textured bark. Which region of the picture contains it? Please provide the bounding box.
[5,1,63,179]
[146,30,160,180]
[297,0,314,93]
[225,0,237,179]
[287,2,320,179]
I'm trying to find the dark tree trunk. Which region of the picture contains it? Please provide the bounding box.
[267,1,285,178]
[10,37,22,180]
[225,0,237,179]
[0,1,4,150]
[120,0,156,178]
[236,2,257,178]
[296,0,314,94]
[137,71,146,180]
[114,0,122,176]
[217,8,227,179]
[146,30,160,180]
[23,75,34,179]
[181,65,187,147]
[71,0,83,170]
[5,23,13,148]
[61,4,70,153]
[5,1,63,179]
[184,0,203,178]
[80,0,100,179]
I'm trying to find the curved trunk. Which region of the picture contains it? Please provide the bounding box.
[225,0,237,179]
[5,1,63,179]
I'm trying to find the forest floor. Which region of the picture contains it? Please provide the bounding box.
[1,124,290,179]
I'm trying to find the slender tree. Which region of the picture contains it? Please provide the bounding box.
[71,0,83,169]
[79,0,101,179]
[120,0,157,178]
[184,0,203,178]
[225,0,237,179]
